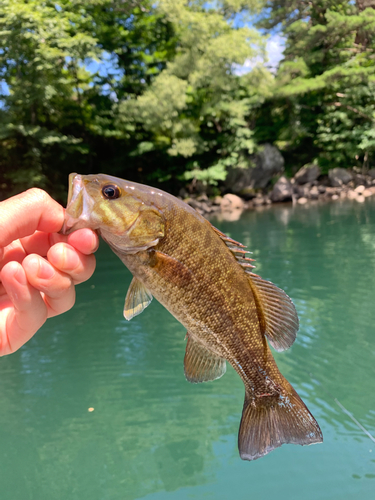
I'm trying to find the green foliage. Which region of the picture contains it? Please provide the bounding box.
[256,0,375,172]
[2,0,374,198]
[0,0,270,198]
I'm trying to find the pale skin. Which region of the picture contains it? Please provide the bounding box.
[0,188,98,356]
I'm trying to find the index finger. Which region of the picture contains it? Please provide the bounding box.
[0,188,64,248]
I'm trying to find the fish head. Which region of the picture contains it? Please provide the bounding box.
[63,173,165,253]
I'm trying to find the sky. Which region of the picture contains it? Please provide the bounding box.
[233,33,285,75]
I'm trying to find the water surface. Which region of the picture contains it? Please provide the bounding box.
[1,199,374,499]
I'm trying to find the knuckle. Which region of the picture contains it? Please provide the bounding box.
[45,290,76,317]
[25,187,50,204]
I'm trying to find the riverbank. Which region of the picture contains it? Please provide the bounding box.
[182,166,375,220]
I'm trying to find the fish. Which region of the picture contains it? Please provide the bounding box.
[63,172,323,461]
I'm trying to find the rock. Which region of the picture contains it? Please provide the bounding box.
[363,189,373,198]
[196,193,208,202]
[264,196,272,205]
[353,174,366,186]
[253,196,265,206]
[253,144,285,188]
[225,144,284,193]
[356,194,365,203]
[213,196,223,205]
[318,185,326,194]
[270,176,293,203]
[199,202,212,213]
[354,185,365,194]
[309,186,319,199]
[179,187,189,199]
[294,164,321,185]
[220,193,245,211]
[220,208,243,222]
[325,186,340,196]
[347,190,357,200]
[331,194,339,200]
[186,198,201,209]
[328,168,353,187]
[237,187,257,199]
[294,184,310,198]
[368,168,375,179]
[297,197,308,205]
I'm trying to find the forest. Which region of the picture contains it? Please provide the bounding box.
[1,0,375,200]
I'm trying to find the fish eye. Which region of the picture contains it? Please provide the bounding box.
[102,184,121,200]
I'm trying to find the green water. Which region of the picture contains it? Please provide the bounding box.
[1,199,375,500]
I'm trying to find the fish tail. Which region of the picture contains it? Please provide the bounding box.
[238,383,323,461]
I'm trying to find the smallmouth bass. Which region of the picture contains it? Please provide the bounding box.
[63,173,323,461]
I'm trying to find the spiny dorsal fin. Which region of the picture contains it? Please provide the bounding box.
[124,277,153,320]
[210,223,256,271]
[247,273,299,352]
[184,334,226,383]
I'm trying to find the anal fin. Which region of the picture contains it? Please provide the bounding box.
[124,277,153,320]
[184,335,226,383]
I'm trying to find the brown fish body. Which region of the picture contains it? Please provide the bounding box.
[64,173,323,460]
[117,200,279,391]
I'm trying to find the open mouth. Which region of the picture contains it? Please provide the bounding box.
[61,173,86,234]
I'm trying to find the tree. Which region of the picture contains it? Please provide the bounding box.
[0,0,270,198]
[256,0,375,172]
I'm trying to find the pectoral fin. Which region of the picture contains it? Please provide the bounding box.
[184,335,226,383]
[247,273,299,352]
[124,277,153,320]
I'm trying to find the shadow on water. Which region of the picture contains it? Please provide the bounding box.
[0,199,375,499]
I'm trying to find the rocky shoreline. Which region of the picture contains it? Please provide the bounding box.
[181,165,375,220]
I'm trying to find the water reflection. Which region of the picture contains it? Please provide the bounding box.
[1,199,375,499]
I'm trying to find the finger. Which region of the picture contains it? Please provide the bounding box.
[0,262,47,355]
[0,189,64,248]
[0,241,27,271]
[22,254,76,318]
[20,228,99,259]
[46,242,96,284]
[67,228,99,255]
[20,231,52,257]
[50,228,99,256]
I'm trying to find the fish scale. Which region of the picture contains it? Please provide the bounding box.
[63,172,323,461]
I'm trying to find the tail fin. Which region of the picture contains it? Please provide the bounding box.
[238,385,323,461]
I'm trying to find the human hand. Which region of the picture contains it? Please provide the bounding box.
[0,188,99,355]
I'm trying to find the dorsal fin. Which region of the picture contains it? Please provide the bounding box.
[210,223,256,271]
[210,222,298,351]
[247,272,299,352]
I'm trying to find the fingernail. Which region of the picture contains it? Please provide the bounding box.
[28,257,55,280]
[61,245,79,269]
[15,266,27,286]
[91,233,99,252]
[38,260,55,280]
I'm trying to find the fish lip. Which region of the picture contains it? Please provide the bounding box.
[61,173,95,234]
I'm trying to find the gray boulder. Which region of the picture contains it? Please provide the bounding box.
[328,168,352,187]
[225,144,284,193]
[270,176,293,202]
[294,164,321,185]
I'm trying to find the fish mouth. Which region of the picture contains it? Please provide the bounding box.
[61,173,94,234]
